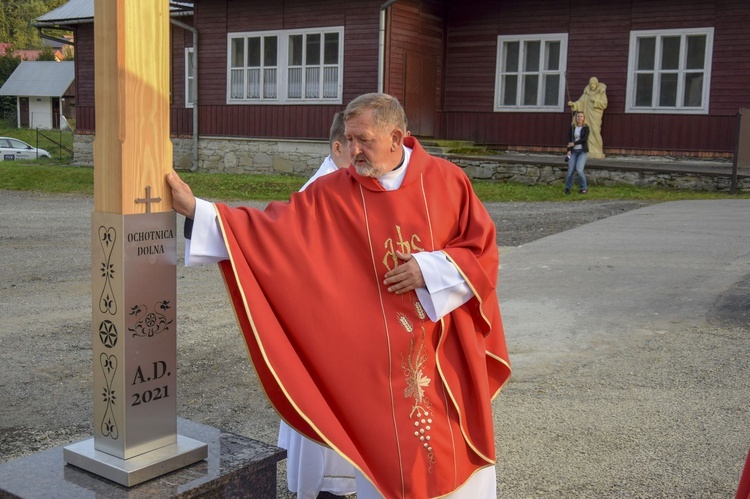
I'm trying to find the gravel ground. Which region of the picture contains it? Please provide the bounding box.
[11,190,742,498]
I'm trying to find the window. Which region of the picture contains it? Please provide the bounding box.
[626,28,713,114]
[185,47,195,108]
[495,34,568,112]
[228,27,344,104]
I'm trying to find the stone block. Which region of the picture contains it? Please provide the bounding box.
[0,419,286,499]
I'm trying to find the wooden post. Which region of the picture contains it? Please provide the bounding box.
[93,0,172,214]
[63,0,207,486]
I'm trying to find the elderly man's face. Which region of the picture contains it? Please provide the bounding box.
[345,109,401,177]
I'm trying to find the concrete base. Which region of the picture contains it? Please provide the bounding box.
[0,419,286,499]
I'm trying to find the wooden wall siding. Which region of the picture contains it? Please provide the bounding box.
[442,112,735,153]
[74,20,196,132]
[439,0,749,154]
[194,1,231,107]
[215,0,381,102]
[171,107,193,136]
[170,18,193,109]
[442,111,570,146]
[606,114,735,151]
[340,1,383,102]
[280,0,343,30]
[77,105,95,132]
[565,1,631,114]
[73,0,750,155]
[75,24,95,110]
[193,0,381,138]
[442,26,497,112]
[630,0,716,30]
[76,0,382,138]
[226,0,282,29]
[199,104,343,138]
[443,1,552,112]
[711,0,750,114]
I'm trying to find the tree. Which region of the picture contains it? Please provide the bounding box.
[0,0,68,49]
[37,45,56,61]
[0,46,21,123]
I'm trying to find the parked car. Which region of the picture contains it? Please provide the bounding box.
[0,137,51,161]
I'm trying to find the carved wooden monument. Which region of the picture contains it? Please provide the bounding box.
[63,0,207,486]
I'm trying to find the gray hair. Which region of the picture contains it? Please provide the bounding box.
[343,93,407,133]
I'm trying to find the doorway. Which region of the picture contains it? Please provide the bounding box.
[404,51,436,137]
[19,97,29,127]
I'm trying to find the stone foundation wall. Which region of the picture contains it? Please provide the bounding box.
[73,134,94,166]
[454,157,749,193]
[73,134,749,193]
[183,137,328,176]
[74,135,329,179]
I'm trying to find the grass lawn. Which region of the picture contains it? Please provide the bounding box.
[0,125,746,202]
[1,160,748,202]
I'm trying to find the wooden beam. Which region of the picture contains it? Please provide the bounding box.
[93,0,172,214]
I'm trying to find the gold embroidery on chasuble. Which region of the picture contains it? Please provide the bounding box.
[398,298,438,471]
[383,225,425,271]
[381,224,438,472]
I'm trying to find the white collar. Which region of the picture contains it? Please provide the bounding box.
[377,145,412,191]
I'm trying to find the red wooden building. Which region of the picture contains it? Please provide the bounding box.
[35,0,750,167]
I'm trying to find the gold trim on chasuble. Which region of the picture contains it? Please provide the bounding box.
[213,203,361,475]
[441,250,513,398]
[437,250,512,465]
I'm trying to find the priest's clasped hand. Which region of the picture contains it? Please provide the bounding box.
[384,251,426,294]
[166,170,197,219]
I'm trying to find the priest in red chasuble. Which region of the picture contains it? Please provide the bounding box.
[167,93,511,499]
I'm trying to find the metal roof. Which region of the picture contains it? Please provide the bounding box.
[34,0,194,26]
[0,61,75,98]
[35,0,93,24]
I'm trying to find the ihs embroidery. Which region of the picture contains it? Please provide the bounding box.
[383,225,424,271]
[398,299,437,470]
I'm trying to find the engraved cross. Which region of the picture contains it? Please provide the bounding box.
[135,185,162,213]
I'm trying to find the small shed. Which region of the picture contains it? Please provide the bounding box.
[0,61,75,129]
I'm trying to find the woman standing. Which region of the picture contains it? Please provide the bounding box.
[565,111,589,195]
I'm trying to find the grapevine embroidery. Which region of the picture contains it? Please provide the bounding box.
[399,298,437,470]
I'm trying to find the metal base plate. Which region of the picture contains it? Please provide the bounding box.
[63,435,208,487]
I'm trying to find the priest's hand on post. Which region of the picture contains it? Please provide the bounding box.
[384,251,426,294]
[166,171,197,219]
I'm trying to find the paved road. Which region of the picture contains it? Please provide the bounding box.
[495,199,750,496]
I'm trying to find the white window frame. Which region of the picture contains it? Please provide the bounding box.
[494,33,568,112]
[227,27,344,105]
[185,47,195,108]
[625,27,713,114]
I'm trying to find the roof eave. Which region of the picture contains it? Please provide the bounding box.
[32,18,93,28]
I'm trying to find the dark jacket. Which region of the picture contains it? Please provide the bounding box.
[568,124,589,153]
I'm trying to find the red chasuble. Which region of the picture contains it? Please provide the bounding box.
[215,137,511,498]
